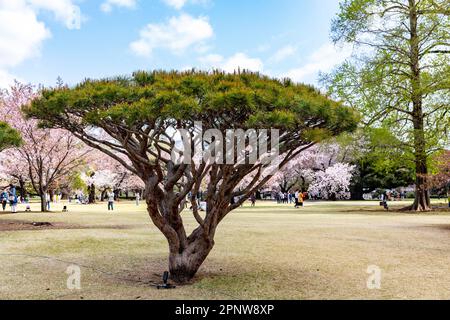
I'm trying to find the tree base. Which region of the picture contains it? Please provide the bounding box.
[400,205,432,212]
[168,240,214,284]
[401,202,433,212]
[169,267,198,284]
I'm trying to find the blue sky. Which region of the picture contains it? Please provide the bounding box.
[0,0,350,89]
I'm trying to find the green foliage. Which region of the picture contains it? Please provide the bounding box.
[327,0,450,151]
[337,128,415,197]
[25,71,358,144]
[0,121,22,152]
[325,0,450,209]
[69,171,87,193]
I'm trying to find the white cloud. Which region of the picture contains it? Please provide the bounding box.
[199,53,264,73]
[100,0,137,13]
[0,70,19,89]
[163,0,187,9]
[101,0,206,12]
[162,0,207,10]
[0,3,50,68]
[130,14,214,57]
[222,53,264,73]
[269,45,297,63]
[0,0,82,88]
[27,0,81,29]
[198,53,223,65]
[285,43,352,84]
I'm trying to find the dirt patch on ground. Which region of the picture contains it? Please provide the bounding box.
[341,205,450,214]
[0,219,143,232]
[0,220,70,231]
[391,206,450,214]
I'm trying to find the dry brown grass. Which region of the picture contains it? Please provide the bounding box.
[0,200,449,300]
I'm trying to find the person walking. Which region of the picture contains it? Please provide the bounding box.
[298,192,304,207]
[9,185,18,213]
[250,194,256,207]
[107,190,115,211]
[1,190,8,211]
[135,192,140,206]
[45,192,51,211]
[294,190,300,208]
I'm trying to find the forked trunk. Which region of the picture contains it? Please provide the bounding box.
[413,186,431,212]
[146,194,217,284]
[168,237,214,284]
[412,154,431,212]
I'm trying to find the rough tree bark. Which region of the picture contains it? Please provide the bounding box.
[100,189,107,202]
[409,0,431,211]
[88,173,96,204]
[39,188,47,212]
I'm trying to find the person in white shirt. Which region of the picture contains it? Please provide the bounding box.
[107,191,115,211]
[45,192,51,211]
[135,192,140,206]
[294,191,300,208]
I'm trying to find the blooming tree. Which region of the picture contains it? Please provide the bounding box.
[308,163,356,200]
[82,170,115,201]
[82,149,144,202]
[0,82,90,211]
[266,143,349,193]
[430,150,450,195]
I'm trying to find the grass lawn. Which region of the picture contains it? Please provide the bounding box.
[0,199,449,300]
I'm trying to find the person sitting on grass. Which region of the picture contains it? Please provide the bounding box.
[107,190,115,211]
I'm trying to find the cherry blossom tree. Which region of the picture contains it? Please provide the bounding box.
[115,171,145,199]
[308,163,356,200]
[82,170,115,201]
[0,82,90,211]
[266,144,348,193]
[81,149,144,202]
[430,150,450,196]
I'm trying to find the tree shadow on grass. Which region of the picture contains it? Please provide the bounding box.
[0,218,144,232]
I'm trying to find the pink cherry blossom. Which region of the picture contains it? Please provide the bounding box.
[0,82,90,211]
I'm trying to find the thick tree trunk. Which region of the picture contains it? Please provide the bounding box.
[145,189,216,284]
[100,189,107,202]
[412,143,431,211]
[114,189,120,201]
[40,194,46,212]
[168,237,214,283]
[88,184,96,204]
[350,175,364,200]
[18,178,26,201]
[408,1,431,212]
